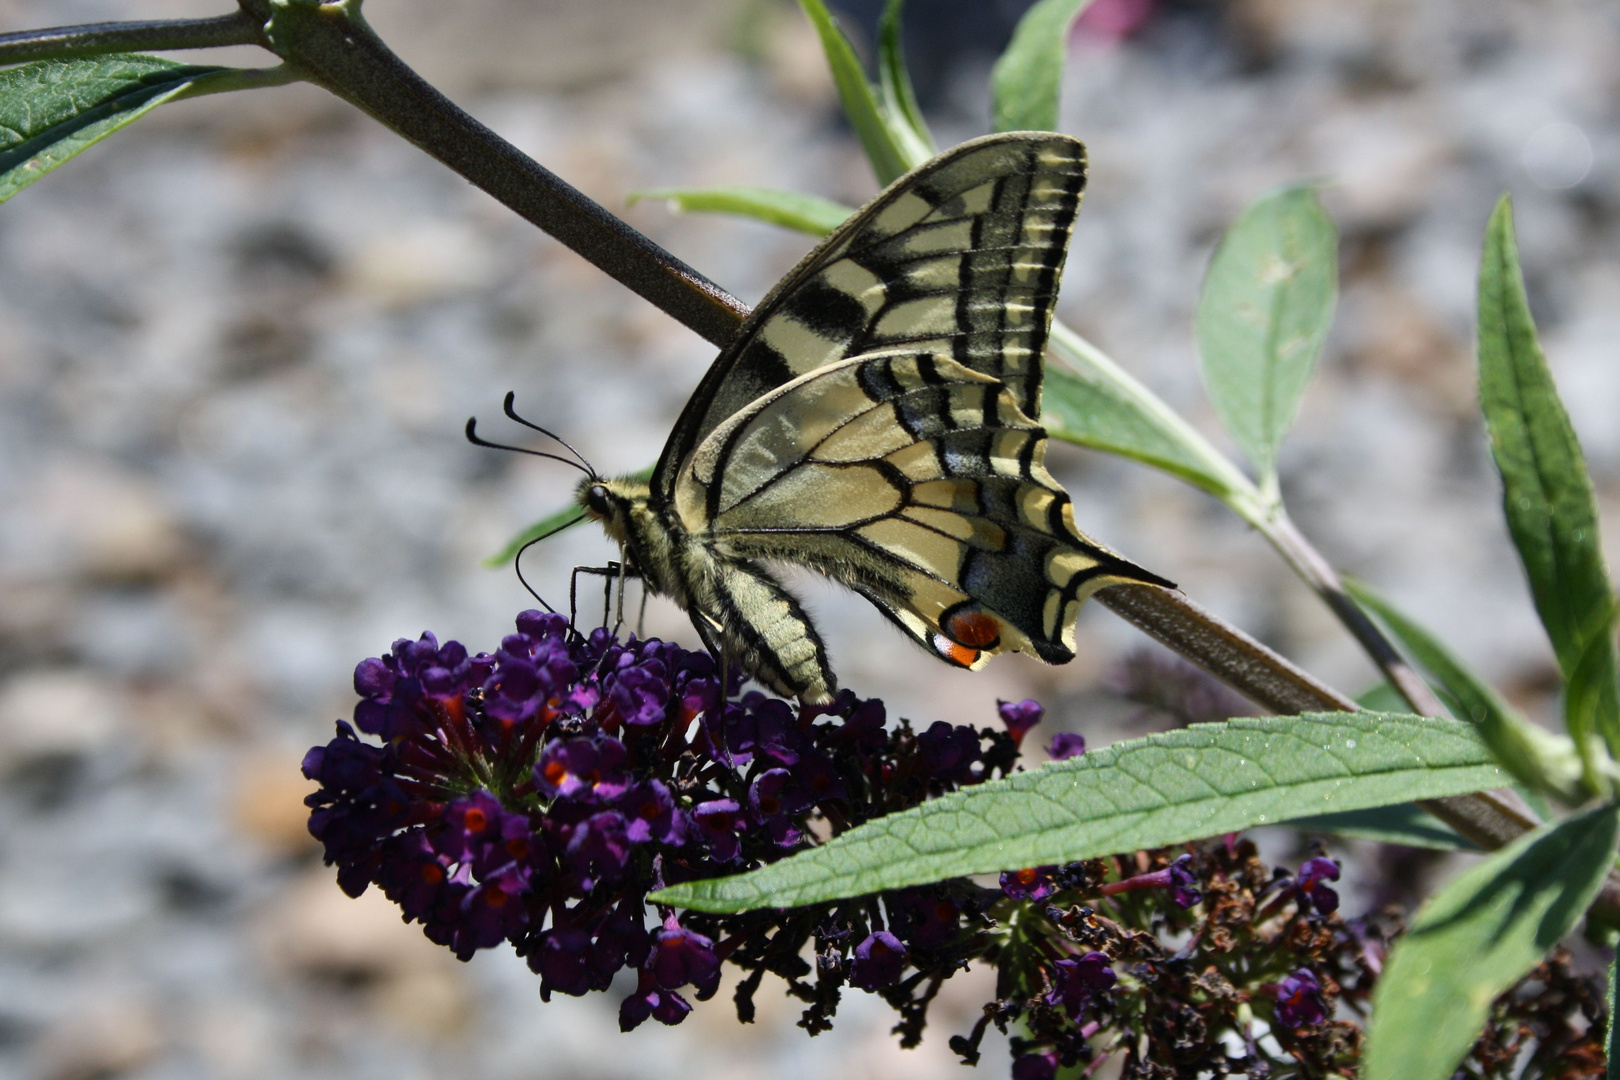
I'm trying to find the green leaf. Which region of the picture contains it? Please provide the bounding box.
[483,464,655,568]
[796,0,917,186]
[1365,802,1620,1080]
[1044,323,1252,502]
[1569,607,1620,794]
[990,0,1097,133]
[1195,185,1338,482]
[627,185,852,238]
[0,56,275,203]
[1285,803,1476,851]
[1045,365,1235,498]
[1479,196,1620,759]
[483,507,583,569]
[876,0,934,163]
[1347,577,1587,804]
[653,712,1503,913]
[1354,682,1409,713]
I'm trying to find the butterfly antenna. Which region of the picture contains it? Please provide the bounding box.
[465,418,592,476]
[512,513,588,613]
[503,392,597,479]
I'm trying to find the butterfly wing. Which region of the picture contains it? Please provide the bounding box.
[672,351,1173,671]
[652,132,1087,504]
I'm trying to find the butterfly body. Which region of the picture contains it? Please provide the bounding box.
[577,133,1171,704]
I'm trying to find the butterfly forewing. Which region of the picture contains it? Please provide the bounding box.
[652,132,1087,503]
[674,351,1169,671]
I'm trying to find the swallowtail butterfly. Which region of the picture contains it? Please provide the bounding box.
[578,132,1171,703]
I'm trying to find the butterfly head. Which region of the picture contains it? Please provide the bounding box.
[576,475,651,546]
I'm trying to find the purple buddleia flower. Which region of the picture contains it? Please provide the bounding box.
[918,720,981,782]
[1044,951,1116,1018]
[997,698,1045,746]
[561,810,633,892]
[1001,865,1058,901]
[649,914,721,999]
[534,732,631,802]
[887,888,961,949]
[591,897,652,980]
[376,830,453,921]
[837,696,890,753]
[1047,732,1087,760]
[305,609,1077,1052]
[1101,853,1202,908]
[1273,968,1327,1028]
[603,660,670,727]
[733,694,803,765]
[680,675,723,723]
[750,768,808,847]
[453,867,531,959]
[692,798,746,862]
[619,976,692,1031]
[791,748,847,804]
[533,925,595,999]
[1012,1050,1061,1080]
[850,931,908,990]
[619,779,686,845]
[1294,857,1342,915]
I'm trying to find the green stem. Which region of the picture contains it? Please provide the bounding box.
[241,0,746,348]
[0,9,267,66]
[174,62,300,99]
[1255,511,1449,717]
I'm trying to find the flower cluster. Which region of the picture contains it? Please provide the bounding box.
[303,612,1028,1032]
[303,615,1586,1077]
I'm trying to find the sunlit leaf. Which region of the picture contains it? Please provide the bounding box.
[1478,196,1620,760]
[796,0,917,186]
[1045,365,1233,498]
[876,0,934,163]
[1348,577,1586,804]
[484,465,655,568]
[653,712,1502,913]
[990,0,1097,133]
[1045,323,1249,501]
[1195,185,1337,483]
[1365,802,1620,1080]
[1,56,275,202]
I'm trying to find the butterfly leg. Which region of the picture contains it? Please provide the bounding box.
[569,561,645,634]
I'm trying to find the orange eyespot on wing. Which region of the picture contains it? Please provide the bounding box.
[931,634,981,668]
[943,608,1001,650]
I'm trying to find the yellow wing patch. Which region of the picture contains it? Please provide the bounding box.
[675,350,1171,670]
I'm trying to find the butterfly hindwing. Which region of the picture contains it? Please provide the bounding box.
[652,132,1087,503]
[672,351,1170,671]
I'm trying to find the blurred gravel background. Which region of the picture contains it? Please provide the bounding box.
[0,0,1616,1077]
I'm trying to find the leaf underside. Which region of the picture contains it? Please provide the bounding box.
[1195,185,1337,480]
[1364,803,1620,1080]
[0,55,231,202]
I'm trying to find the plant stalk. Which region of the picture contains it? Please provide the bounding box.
[0,10,266,66]
[238,0,746,349]
[1256,511,1448,717]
